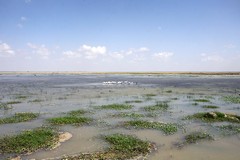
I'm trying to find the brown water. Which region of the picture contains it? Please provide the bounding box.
[0,74,240,160]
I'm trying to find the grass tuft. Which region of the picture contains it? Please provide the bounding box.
[100,104,133,110]
[202,105,219,109]
[124,120,177,135]
[144,102,169,111]
[67,109,87,116]
[47,116,91,125]
[0,127,58,154]
[185,112,240,123]
[0,112,39,124]
[218,125,240,135]
[193,99,210,102]
[0,102,13,110]
[184,131,214,144]
[125,100,142,104]
[6,101,21,105]
[223,96,240,103]
[112,112,144,119]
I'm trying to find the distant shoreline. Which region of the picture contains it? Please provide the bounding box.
[0,71,240,75]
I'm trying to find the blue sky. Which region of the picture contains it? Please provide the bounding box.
[0,0,240,71]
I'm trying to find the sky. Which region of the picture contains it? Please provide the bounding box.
[0,0,240,72]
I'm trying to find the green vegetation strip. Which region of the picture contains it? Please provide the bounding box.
[218,125,240,135]
[184,132,213,144]
[223,96,240,103]
[202,105,219,109]
[125,100,142,103]
[99,104,133,110]
[0,127,58,154]
[0,112,39,124]
[62,134,153,160]
[124,120,177,135]
[47,109,91,125]
[144,102,169,111]
[185,112,240,123]
[112,112,144,119]
[193,99,210,102]
[6,101,21,105]
[0,102,13,110]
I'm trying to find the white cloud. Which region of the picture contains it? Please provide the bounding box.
[111,52,124,59]
[0,42,15,57]
[224,44,236,49]
[153,52,173,60]
[79,44,107,59]
[27,43,50,59]
[17,23,23,28]
[126,47,149,55]
[25,0,31,3]
[21,16,27,21]
[201,53,224,62]
[63,50,81,58]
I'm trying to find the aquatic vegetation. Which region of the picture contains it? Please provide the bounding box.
[185,112,240,123]
[99,104,133,110]
[124,120,177,135]
[15,95,27,99]
[218,125,240,135]
[47,116,91,125]
[0,112,39,124]
[67,109,87,116]
[145,94,157,97]
[6,101,21,105]
[0,127,58,154]
[165,90,172,93]
[144,102,169,111]
[62,134,153,159]
[192,102,198,106]
[112,112,144,119]
[125,100,142,103]
[193,99,210,102]
[223,96,240,103]
[202,105,219,109]
[0,102,13,110]
[184,131,214,144]
[28,99,43,103]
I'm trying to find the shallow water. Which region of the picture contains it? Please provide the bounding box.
[0,74,240,159]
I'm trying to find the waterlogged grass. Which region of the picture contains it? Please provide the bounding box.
[193,99,210,102]
[125,100,142,103]
[202,105,220,109]
[0,112,39,124]
[124,120,177,135]
[144,102,169,111]
[0,127,58,154]
[185,112,240,123]
[67,109,87,116]
[63,134,152,159]
[29,99,43,103]
[184,132,214,144]
[145,94,157,97]
[112,112,144,119]
[15,95,27,99]
[6,101,21,105]
[218,125,240,135]
[100,104,133,110]
[47,116,91,125]
[223,96,240,103]
[0,102,13,110]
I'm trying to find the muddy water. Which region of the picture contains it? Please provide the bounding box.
[0,74,240,160]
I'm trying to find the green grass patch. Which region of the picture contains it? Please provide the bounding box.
[165,90,172,93]
[99,104,133,110]
[145,94,157,97]
[124,120,177,135]
[144,102,169,111]
[63,134,153,159]
[185,112,240,123]
[218,125,240,135]
[125,100,142,103]
[223,96,240,103]
[6,101,22,105]
[184,131,214,144]
[0,112,39,124]
[15,95,27,99]
[0,102,13,110]
[202,105,219,109]
[192,102,198,106]
[112,112,144,119]
[193,99,210,102]
[47,116,91,125]
[29,99,43,103]
[0,127,58,154]
[67,109,87,116]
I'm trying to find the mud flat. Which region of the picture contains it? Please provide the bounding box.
[0,73,240,159]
